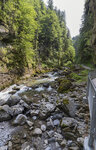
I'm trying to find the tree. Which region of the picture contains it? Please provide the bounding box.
[48,0,53,10]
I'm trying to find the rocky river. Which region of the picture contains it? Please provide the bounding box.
[0,69,90,150]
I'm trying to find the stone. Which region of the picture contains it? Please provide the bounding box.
[8,141,12,150]
[68,147,79,150]
[0,146,8,150]
[48,137,56,143]
[43,83,49,88]
[13,114,27,125]
[52,114,62,120]
[19,100,30,109]
[57,78,72,93]
[30,110,39,116]
[40,102,55,119]
[55,142,60,148]
[33,128,42,135]
[12,86,20,91]
[47,119,54,130]
[7,95,21,106]
[45,147,51,150]
[61,139,67,147]
[21,142,31,150]
[26,120,34,127]
[32,116,37,120]
[61,117,77,128]
[47,130,54,138]
[53,119,60,126]
[0,105,11,121]
[41,124,46,131]
[11,104,24,116]
[77,137,84,146]
[57,98,75,117]
[44,140,48,144]
[54,132,63,142]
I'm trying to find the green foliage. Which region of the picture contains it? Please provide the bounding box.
[0,0,75,75]
[75,0,94,64]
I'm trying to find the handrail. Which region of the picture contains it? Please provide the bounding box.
[84,71,96,149]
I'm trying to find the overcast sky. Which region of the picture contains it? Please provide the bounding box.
[44,0,85,37]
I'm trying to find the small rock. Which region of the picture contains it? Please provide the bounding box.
[44,140,48,144]
[55,142,60,148]
[0,146,8,150]
[54,132,63,142]
[11,104,24,116]
[45,147,51,150]
[33,128,42,135]
[61,139,67,147]
[8,141,12,150]
[53,119,60,126]
[32,116,37,120]
[43,83,49,88]
[12,86,20,91]
[47,130,54,137]
[30,110,39,116]
[61,117,77,128]
[77,137,84,146]
[13,114,27,125]
[41,124,46,132]
[26,120,34,127]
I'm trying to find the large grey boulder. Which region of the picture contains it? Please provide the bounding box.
[0,105,12,121]
[7,95,21,106]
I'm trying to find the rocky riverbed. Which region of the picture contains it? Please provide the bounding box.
[0,68,90,150]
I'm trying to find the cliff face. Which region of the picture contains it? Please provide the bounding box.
[90,0,96,61]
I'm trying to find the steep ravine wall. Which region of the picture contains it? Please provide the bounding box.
[90,0,96,62]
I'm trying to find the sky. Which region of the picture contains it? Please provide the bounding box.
[44,0,85,37]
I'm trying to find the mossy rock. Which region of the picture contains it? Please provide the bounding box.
[57,78,72,93]
[63,99,69,105]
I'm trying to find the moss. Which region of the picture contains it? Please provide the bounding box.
[57,78,72,93]
[63,99,69,105]
[70,72,81,80]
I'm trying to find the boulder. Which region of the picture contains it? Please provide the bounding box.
[57,98,75,117]
[7,95,21,106]
[0,105,11,121]
[57,78,72,93]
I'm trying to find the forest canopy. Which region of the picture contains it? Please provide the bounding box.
[0,0,75,75]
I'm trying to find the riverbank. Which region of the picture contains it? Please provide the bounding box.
[0,66,90,150]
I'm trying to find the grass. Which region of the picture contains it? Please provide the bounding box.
[70,69,89,83]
